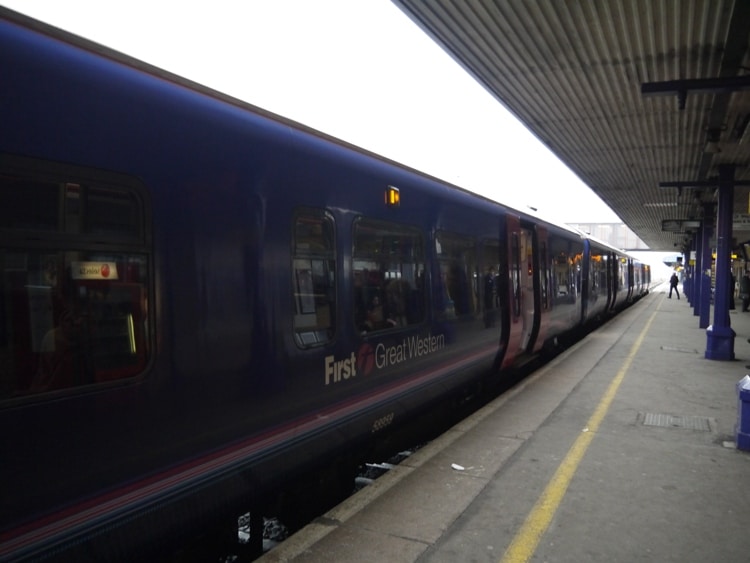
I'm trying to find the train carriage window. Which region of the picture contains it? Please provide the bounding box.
[0,157,151,402]
[549,237,583,305]
[0,175,142,239]
[293,210,336,348]
[436,232,477,320]
[86,186,142,237]
[353,218,424,333]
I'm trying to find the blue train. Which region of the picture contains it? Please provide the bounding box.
[0,8,650,560]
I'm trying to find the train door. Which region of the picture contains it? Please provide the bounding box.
[607,251,619,311]
[605,251,614,311]
[584,241,608,321]
[530,224,550,354]
[502,215,536,366]
[482,214,512,372]
[518,226,536,351]
[625,258,638,303]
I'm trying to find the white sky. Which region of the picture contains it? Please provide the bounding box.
[3,0,621,224]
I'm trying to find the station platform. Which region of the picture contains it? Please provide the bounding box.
[259,282,750,562]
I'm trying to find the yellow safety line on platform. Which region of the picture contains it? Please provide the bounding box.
[500,307,659,563]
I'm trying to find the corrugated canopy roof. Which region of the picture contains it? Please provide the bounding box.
[393,0,750,251]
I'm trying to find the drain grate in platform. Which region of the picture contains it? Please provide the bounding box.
[641,413,712,432]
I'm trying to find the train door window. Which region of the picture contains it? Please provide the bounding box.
[551,247,569,304]
[540,241,549,310]
[511,232,521,317]
[601,253,609,293]
[293,210,336,348]
[0,156,151,401]
[590,250,603,294]
[353,218,424,333]
[436,232,477,320]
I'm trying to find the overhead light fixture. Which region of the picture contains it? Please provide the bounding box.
[644,202,678,208]
[662,219,701,232]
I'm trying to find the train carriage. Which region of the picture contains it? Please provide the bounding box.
[0,8,647,560]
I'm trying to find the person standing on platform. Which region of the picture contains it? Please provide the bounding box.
[669,271,680,299]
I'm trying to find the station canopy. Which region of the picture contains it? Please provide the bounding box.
[393,0,750,252]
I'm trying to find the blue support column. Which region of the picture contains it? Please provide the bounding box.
[682,241,696,305]
[706,165,736,360]
[698,216,713,328]
[692,229,701,313]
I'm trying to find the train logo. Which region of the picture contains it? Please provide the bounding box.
[324,352,358,385]
[357,343,376,376]
[325,333,447,385]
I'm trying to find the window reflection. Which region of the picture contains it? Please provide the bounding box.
[0,160,150,401]
[353,218,425,333]
[293,211,336,347]
[0,251,149,398]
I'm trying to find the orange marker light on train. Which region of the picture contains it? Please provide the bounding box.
[385,185,400,207]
